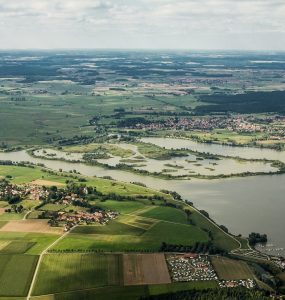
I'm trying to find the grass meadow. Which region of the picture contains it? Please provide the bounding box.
[0,254,38,297]
[33,253,122,295]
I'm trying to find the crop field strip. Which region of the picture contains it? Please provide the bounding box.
[0,241,36,254]
[0,232,61,256]
[211,256,254,280]
[123,253,171,286]
[118,215,159,230]
[0,220,62,234]
[0,254,38,297]
[136,206,188,225]
[32,253,122,296]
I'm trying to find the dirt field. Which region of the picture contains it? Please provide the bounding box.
[0,219,62,234]
[0,208,5,215]
[211,256,254,280]
[30,179,64,186]
[123,253,171,286]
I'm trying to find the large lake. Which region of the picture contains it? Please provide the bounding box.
[0,145,284,256]
[141,137,285,163]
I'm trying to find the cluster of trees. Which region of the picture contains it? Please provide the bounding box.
[5,204,24,214]
[0,160,35,167]
[5,194,21,204]
[58,135,95,146]
[140,288,271,300]
[83,152,110,160]
[117,117,150,127]
[196,90,285,114]
[0,179,22,204]
[160,190,182,201]
[248,232,268,246]
[159,242,226,255]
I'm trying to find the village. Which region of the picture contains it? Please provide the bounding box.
[0,179,49,203]
[131,115,285,138]
[0,179,119,231]
[55,210,118,231]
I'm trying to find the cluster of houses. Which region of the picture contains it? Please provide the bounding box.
[218,279,255,289]
[128,115,285,138]
[167,254,218,282]
[60,193,88,206]
[0,181,48,202]
[134,116,258,132]
[132,116,246,131]
[56,210,119,231]
[0,182,25,198]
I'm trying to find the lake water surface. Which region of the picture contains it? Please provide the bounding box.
[141,137,285,163]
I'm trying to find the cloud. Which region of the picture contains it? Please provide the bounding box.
[0,0,284,50]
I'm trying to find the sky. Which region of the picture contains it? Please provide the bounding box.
[0,0,285,50]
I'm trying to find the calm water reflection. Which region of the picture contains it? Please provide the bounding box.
[141,137,285,163]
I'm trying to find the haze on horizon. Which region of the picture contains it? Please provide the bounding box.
[0,0,285,51]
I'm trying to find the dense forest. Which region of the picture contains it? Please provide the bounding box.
[196,91,285,114]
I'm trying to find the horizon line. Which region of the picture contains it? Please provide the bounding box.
[0,48,285,53]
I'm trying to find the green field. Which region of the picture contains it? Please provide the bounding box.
[40,203,68,212]
[136,142,181,160]
[33,253,122,295]
[211,256,254,280]
[137,206,188,224]
[0,232,60,255]
[0,165,67,185]
[0,241,35,254]
[96,200,146,214]
[72,219,146,236]
[53,215,208,252]
[0,212,25,221]
[0,254,38,297]
[188,209,239,252]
